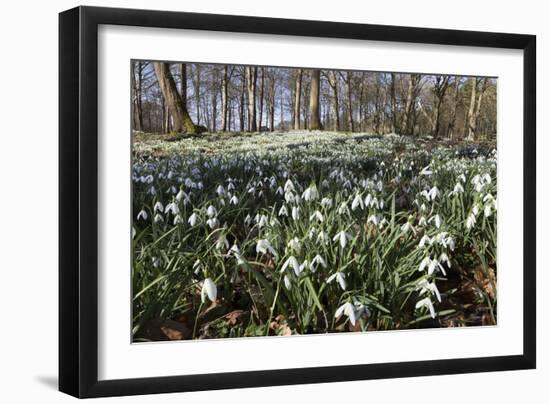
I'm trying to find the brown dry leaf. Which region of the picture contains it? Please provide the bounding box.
[473,267,497,299]
[225,310,245,326]
[142,318,192,341]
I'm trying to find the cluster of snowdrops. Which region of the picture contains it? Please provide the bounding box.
[132,131,497,340]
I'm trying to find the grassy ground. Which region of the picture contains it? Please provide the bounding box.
[132,131,497,341]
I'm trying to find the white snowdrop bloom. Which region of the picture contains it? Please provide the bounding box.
[291,206,301,221]
[367,215,380,226]
[284,275,292,291]
[197,182,204,190]
[327,272,347,291]
[287,237,302,254]
[256,214,269,228]
[401,222,413,234]
[206,205,218,218]
[256,239,277,257]
[418,216,427,227]
[321,179,330,189]
[439,253,451,269]
[429,214,442,229]
[206,217,219,229]
[137,209,148,221]
[458,173,466,183]
[173,215,183,225]
[248,186,256,194]
[284,191,296,204]
[418,256,432,273]
[466,214,476,229]
[337,202,350,216]
[428,186,440,201]
[320,197,333,208]
[334,302,356,325]
[451,182,464,195]
[176,189,187,202]
[420,165,433,176]
[351,193,364,211]
[364,194,372,207]
[298,260,309,275]
[188,212,199,226]
[165,202,179,216]
[302,184,319,202]
[276,186,284,195]
[154,213,164,223]
[419,235,432,248]
[244,214,252,226]
[310,210,324,223]
[317,230,330,245]
[416,279,442,303]
[472,204,480,216]
[184,178,193,187]
[215,235,230,251]
[216,185,226,196]
[284,179,295,193]
[201,278,217,303]
[278,204,288,217]
[415,297,436,318]
[484,205,492,217]
[229,195,239,205]
[281,256,300,275]
[132,227,136,239]
[168,185,177,194]
[310,254,327,272]
[333,230,352,249]
[153,201,164,213]
[193,259,203,274]
[482,173,492,184]
[227,182,235,191]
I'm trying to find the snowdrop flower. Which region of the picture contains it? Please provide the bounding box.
[215,235,229,251]
[351,193,364,211]
[418,216,427,227]
[310,254,327,272]
[206,217,219,229]
[284,275,292,290]
[401,222,414,235]
[321,197,333,208]
[317,230,330,245]
[415,297,436,318]
[206,205,218,218]
[216,185,226,196]
[419,235,432,248]
[367,214,379,226]
[154,213,164,223]
[418,256,432,273]
[334,302,356,326]
[327,272,347,291]
[229,195,239,205]
[428,186,440,201]
[173,214,183,225]
[165,202,179,216]
[188,212,200,226]
[484,205,492,217]
[451,183,464,196]
[302,184,319,201]
[333,230,352,249]
[291,206,301,221]
[429,214,442,229]
[284,179,295,193]
[201,278,217,303]
[337,202,350,216]
[466,214,476,229]
[287,237,301,254]
[137,209,148,221]
[154,201,164,213]
[310,210,324,223]
[193,259,203,275]
[420,165,433,176]
[472,204,480,216]
[244,214,252,226]
[439,252,451,268]
[281,256,300,275]
[255,214,269,228]
[416,279,442,303]
[278,204,288,217]
[256,239,277,257]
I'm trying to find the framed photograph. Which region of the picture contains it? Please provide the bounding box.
[59,6,536,398]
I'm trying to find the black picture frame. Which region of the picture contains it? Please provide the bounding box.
[59,5,536,398]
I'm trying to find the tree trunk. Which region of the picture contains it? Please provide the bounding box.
[345,72,354,132]
[328,71,340,131]
[390,73,398,133]
[180,63,187,109]
[293,69,303,130]
[194,65,201,125]
[258,67,265,130]
[239,72,246,132]
[246,66,257,131]
[153,62,197,133]
[401,74,415,135]
[465,78,477,140]
[221,65,229,132]
[308,69,323,130]
[447,77,461,140]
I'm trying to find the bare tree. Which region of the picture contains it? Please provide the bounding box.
[327,71,340,131]
[153,62,197,133]
[293,69,303,130]
[246,66,258,131]
[308,69,323,130]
